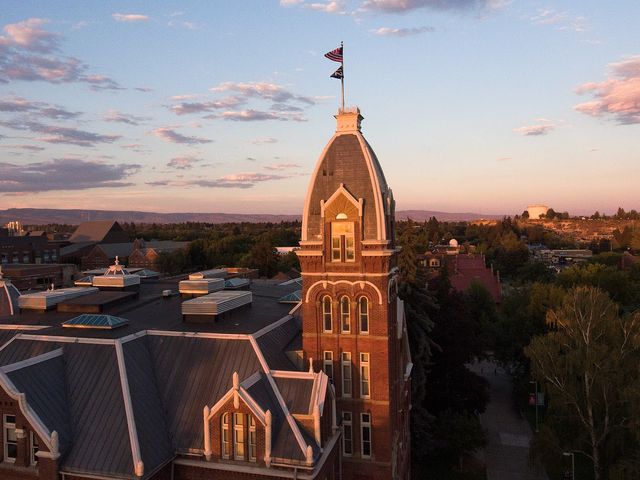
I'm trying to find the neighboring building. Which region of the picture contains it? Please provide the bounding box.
[419,252,502,303]
[449,254,502,303]
[81,243,134,270]
[128,239,190,269]
[297,107,412,480]
[526,204,549,220]
[68,220,129,244]
[0,263,78,290]
[0,236,60,265]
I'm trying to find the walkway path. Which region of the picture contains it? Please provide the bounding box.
[469,360,549,480]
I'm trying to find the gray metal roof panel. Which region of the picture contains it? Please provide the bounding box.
[61,343,134,478]
[6,352,72,455]
[146,335,262,451]
[256,317,301,371]
[122,336,174,475]
[273,377,314,415]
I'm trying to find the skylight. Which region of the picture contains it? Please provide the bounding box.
[62,314,129,330]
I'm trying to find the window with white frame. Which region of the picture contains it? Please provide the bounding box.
[340,296,350,333]
[323,351,334,382]
[341,352,352,397]
[3,414,17,463]
[221,413,230,458]
[359,297,369,333]
[30,431,39,465]
[233,413,245,460]
[361,413,372,458]
[342,412,353,456]
[331,222,355,262]
[322,296,333,332]
[360,353,370,398]
[249,415,257,462]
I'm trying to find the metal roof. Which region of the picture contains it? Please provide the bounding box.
[63,314,129,330]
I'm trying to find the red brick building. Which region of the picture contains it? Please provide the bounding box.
[0,107,411,480]
[297,108,412,480]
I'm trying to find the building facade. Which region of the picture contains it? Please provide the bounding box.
[297,108,412,480]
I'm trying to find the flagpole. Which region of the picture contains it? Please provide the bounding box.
[340,41,345,111]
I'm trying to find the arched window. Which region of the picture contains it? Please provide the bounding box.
[249,415,257,462]
[340,296,350,333]
[322,296,333,332]
[221,413,230,458]
[359,297,369,333]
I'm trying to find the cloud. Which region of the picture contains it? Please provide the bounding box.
[103,109,149,125]
[250,136,278,144]
[120,143,151,154]
[1,119,121,146]
[170,96,244,115]
[0,144,45,152]
[574,55,640,125]
[360,0,500,13]
[529,9,587,32]
[146,172,289,189]
[496,156,512,162]
[151,127,212,144]
[0,18,121,89]
[169,82,315,121]
[167,155,202,169]
[514,123,554,136]
[371,26,434,36]
[219,109,306,122]
[0,18,58,53]
[211,81,315,105]
[306,1,347,13]
[112,13,150,22]
[0,158,140,192]
[280,0,303,5]
[264,163,301,171]
[0,95,80,119]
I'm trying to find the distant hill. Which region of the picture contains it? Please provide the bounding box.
[0,208,505,226]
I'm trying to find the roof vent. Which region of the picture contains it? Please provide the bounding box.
[182,291,252,318]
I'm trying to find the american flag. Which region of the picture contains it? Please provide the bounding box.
[330,66,343,79]
[324,46,343,63]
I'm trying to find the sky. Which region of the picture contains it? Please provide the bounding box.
[0,0,639,216]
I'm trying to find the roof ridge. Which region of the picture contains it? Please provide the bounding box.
[1,347,64,374]
[114,339,144,478]
[248,335,311,462]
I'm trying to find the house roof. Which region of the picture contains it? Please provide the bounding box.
[69,220,122,243]
[449,254,502,303]
[0,318,329,478]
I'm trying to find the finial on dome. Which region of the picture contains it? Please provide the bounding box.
[335,106,363,133]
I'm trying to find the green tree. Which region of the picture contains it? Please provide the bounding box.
[246,236,278,277]
[525,287,640,480]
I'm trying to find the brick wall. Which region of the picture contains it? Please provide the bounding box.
[0,389,58,480]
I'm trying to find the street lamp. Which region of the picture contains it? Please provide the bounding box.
[529,380,539,433]
[563,452,575,480]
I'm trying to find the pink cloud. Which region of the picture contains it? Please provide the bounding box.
[0,18,58,53]
[151,127,212,145]
[574,55,640,124]
[264,163,301,171]
[112,13,150,22]
[514,123,554,136]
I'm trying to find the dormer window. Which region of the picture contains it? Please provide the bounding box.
[331,222,355,262]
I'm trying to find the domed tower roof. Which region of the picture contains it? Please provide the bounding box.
[0,268,20,316]
[302,107,394,244]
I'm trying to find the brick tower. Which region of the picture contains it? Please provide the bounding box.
[297,107,412,480]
